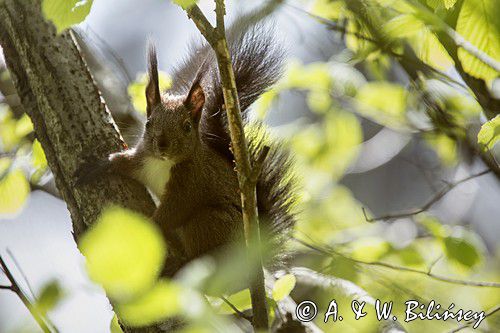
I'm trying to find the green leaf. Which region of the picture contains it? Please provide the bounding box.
[116,280,183,326]
[15,114,34,138]
[349,237,391,262]
[42,0,94,33]
[443,236,481,268]
[254,89,278,119]
[32,139,47,170]
[218,289,252,314]
[0,164,30,215]
[312,0,346,20]
[172,0,198,10]
[282,61,332,91]
[443,0,457,9]
[0,108,32,151]
[395,245,425,266]
[128,72,172,114]
[110,315,123,333]
[477,114,500,150]
[418,215,448,238]
[425,133,457,166]
[456,0,500,83]
[355,82,408,129]
[383,14,453,70]
[272,274,296,301]
[36,280,63,316]
[79,207,167,301]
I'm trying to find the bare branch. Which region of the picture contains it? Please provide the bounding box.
[362,169,491,222]
[220,296,253,322]
[448,304,500,333]
[294,238,500,288]
[0,254,52,332]
[180,0,270,329]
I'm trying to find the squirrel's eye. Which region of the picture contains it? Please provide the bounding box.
[183,120,192,133]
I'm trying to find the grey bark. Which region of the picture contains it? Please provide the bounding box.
[0,0,156,241]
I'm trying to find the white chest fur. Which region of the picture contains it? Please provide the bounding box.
[135,156,175,200]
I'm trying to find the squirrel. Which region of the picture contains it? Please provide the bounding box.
[77,24,296,274]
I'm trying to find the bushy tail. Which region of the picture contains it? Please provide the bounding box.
[170,22,284,159]
[248,125,298,266]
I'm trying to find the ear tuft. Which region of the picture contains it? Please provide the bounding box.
[185,81,205,123]
[145,42,161,117]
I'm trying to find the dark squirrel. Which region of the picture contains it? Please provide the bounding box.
[78,25,296,272]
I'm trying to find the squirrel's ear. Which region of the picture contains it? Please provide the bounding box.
[145,43,161,117]
[185,81,205,123]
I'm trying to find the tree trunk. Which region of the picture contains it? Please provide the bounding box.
[0,0,155,240]
[0,1,162,330]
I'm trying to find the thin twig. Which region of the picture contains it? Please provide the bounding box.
[7,249,36,300]
[0,254,51,332]
[221,296,253,322]
[180,0,270,329]
[294,238,500,288]
[448,304,500,333]
[362,169,491,222]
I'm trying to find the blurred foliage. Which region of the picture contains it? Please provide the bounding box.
[35,280,64,317]
[79,207,167,301]
[272,274,296,301]
[1,0,499,331]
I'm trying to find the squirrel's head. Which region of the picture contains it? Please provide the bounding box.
[142,45,205,162]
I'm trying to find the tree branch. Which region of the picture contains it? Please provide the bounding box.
[180,1,270,329]
[0,253,52,332]
[294,238,500,288]
[0,0,155,241]
[362,169,491,222]
[448,304,500,333]
[0,1,156,332]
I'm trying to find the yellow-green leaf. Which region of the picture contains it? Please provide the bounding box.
[425,133,457,166]
[15,114,34,138]
[477,114,500,150]
[350,237,391,262]
[218,289,252,314]
[355,82,408,129]
[444,0,457,9]
[172,0,198,10]
[42,0,94,33]
[312,0,346,20]
[0,165,30,215]
[456,0,500,83]
[116,280,183,326]
[79,207,167,301]
[32,139,48,170]
[272,274,296,301]
[110,315,123,333]
[443,236,481,268]
[36,280,63,316]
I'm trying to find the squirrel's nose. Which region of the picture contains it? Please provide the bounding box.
[158,137,169,151]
